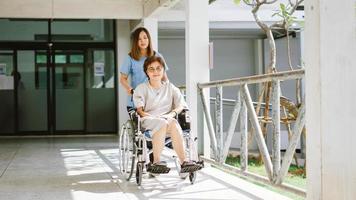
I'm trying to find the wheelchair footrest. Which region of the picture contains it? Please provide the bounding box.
[147,163,171,174]
[180,161,204,173]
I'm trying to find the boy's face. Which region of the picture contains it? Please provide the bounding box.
[147,61,164,81]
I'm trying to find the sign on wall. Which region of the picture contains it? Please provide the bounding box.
[0,63,6,75]
[94,62,104,77]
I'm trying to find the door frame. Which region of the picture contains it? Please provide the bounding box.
[0,19,118,135]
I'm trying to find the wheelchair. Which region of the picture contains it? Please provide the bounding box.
[118,108,204,186]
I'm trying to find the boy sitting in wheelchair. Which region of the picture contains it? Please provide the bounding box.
[132,56,203,175]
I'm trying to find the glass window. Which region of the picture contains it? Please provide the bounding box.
[55,55,66,64]
[87,50,115,89]
[36,54,47,64]
[51,19,113,42]
[0,19,48,41]
[70,55,84,63]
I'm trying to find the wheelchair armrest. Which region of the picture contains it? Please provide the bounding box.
[177,108,190,130]
[128,108,140,131]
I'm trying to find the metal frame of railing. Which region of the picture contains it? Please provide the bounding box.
[184,69,306,196]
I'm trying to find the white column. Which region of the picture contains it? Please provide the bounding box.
[116,20,131,128]
[185,0,210,157]
[305,0,356,199]
[254,39,264,98]
[143,18,158,51]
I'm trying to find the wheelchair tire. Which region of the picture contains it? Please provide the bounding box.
[119,120,136,181]
[189,172,196,184]
[136,162,143,186]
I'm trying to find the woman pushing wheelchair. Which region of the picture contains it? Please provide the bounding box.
[133,56,202,174]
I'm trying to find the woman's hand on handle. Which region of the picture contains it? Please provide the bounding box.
[119,73,133,95]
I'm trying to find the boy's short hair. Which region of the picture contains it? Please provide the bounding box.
[143,56,166,78]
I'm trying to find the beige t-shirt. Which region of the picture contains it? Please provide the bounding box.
[133,81,186,117]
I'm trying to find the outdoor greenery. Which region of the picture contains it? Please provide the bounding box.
[226,155,306,188]
[226,155,306,200]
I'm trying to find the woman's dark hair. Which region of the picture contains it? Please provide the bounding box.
[129,27,154,61]
[143,56,166,78]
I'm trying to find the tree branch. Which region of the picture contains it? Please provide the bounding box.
[289,0,304,15]
[271,21,285,29]
[252,3,269,32]
[243,0,255,6]
[263,0,278,4]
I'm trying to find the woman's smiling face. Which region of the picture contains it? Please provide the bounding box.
[138,31,149,50]
[147,61,164,81]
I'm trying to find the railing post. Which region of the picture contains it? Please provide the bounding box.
[271,80,281,181]
[222,90,242,162]
[275,101,306,184]
[199,88,218,159]
[215,86,224,163]
[241,84,273,180]
[240,99,248,171]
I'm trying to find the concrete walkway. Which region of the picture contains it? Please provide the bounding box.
[0,136,291,200]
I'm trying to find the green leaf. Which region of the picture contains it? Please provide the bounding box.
[280,3,286,12]
[234,0,241,5]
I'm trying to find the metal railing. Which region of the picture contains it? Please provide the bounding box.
[195,69,306,196]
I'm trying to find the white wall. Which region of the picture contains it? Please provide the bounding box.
[159,38,256,94]
[157,39,186,86]
[305,0,356,199]
[0,0,142,19]
[116,20,131,129]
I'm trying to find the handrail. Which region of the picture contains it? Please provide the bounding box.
[198,69,304,88]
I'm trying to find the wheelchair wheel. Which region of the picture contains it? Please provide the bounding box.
[189,172,197,184]
[119,120,136,181]
[136,162,143,186]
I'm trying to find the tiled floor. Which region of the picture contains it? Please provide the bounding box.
[0,136,291,200]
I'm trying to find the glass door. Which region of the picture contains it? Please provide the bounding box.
[86,49,116,132]
[0,51,15,134]
[53,50,85,132]
[17,50,49,132]
[0,19,117,135]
